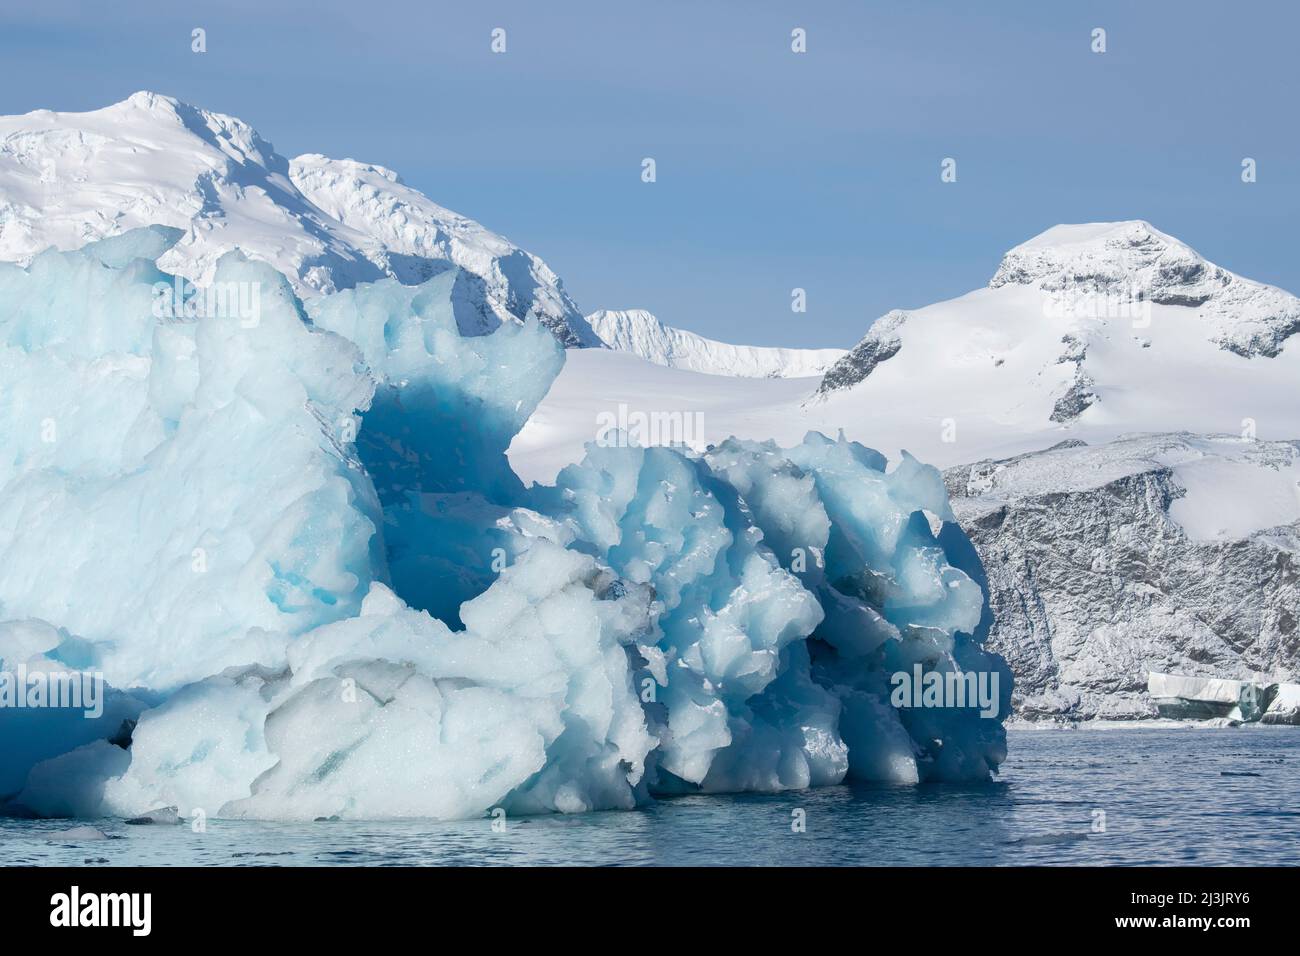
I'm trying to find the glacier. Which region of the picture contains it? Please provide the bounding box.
[0,229,1008,821]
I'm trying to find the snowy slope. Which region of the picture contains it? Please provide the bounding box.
[0,92,598,345]
[514,221,1300,484]
[588,308,845,378]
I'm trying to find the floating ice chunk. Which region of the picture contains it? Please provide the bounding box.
[1148,672,1266,721]
[1146,673,1300,725]
[4,230,1009,820]
[700,435,1007,782]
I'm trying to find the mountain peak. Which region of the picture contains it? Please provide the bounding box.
[111,91,251,140]
[991,220,1198,290]
[122,90,181,111]
[816,219,1300,408]
[1013,219,1176,251]
[990,220,1300,357]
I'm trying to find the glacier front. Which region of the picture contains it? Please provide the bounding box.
[0,230,1008,821]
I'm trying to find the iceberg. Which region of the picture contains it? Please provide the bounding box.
[1144,672,1300,723]
[1147,673,1265,721]
[0,229,1008,821]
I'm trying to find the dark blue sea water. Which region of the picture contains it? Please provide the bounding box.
[4,728,1298,866]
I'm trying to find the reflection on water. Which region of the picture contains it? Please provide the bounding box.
[4,729,1297,866]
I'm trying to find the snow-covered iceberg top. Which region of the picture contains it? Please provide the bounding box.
[0,230,1009,820]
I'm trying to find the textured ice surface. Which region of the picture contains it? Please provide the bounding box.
[0,228,381,691]
[1,230,1007,820]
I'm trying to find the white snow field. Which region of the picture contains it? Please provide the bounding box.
[587,308,845,378]
[0,230,1008,820]
[513,221,1300,484]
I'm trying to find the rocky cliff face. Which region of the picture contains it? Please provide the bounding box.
[944,433,1300,720]
[813,310,907,396]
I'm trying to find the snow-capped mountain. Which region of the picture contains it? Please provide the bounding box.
[945,433,1300,720]
[516,221,1300,484]
[820,221,1300,401]
[0,91,599,345]
[588,308,845,378]
[989,221,1300,358]
[814,221,1300,429]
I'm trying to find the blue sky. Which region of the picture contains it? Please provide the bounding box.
[1,1,1296,347]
